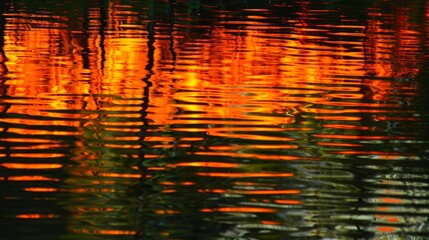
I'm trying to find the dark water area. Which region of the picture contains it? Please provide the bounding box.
[1,0,429,239]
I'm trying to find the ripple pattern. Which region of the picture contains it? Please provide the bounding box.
[1,0,429,239]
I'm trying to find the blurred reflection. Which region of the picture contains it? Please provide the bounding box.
[0,0,428,239]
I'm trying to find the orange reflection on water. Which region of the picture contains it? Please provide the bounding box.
[104,143,140,149]
[98,173,141,178]
[67,188,116,193]
[313,116,362,121]
[233,182,276,187]
[1,0,419,140]
[6,128,78,136]
[261,220,281,225]
[198,189,227,194]
[68,229,137,235]
[376,215,400,223]
[147,17,372,127]
[322,124,371,131]
[375,116,419,121]
[155,209,181,215]
[10,153,65,158]
[208,144,298,151]
[200,207,277,213]
[230,189,300,195]
[0,163,63,169]
[75,207,116,213]
[10,143,65,150]
[168,162,240,168]
[0,117,77,127]
[379,198,403,204]
[7,176,60,182]
[16,214,55,219]
[159,181,196,186]
[1,138,57,143]
[274,199,302,205]
[161,189,177,193]
[24,187,58,192]
[376,226,398,233]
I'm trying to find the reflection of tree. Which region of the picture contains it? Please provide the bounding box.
[136,2,155,237]
[0,3,7,76]
[99,1,108,73]
[137,0,155,165]
[0,2,9,105]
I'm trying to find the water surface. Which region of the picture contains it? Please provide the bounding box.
[1,0,429,239]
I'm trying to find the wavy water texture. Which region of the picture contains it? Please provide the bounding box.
[1,0,429,239]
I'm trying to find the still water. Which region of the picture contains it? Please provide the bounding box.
[1,0,429,239]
